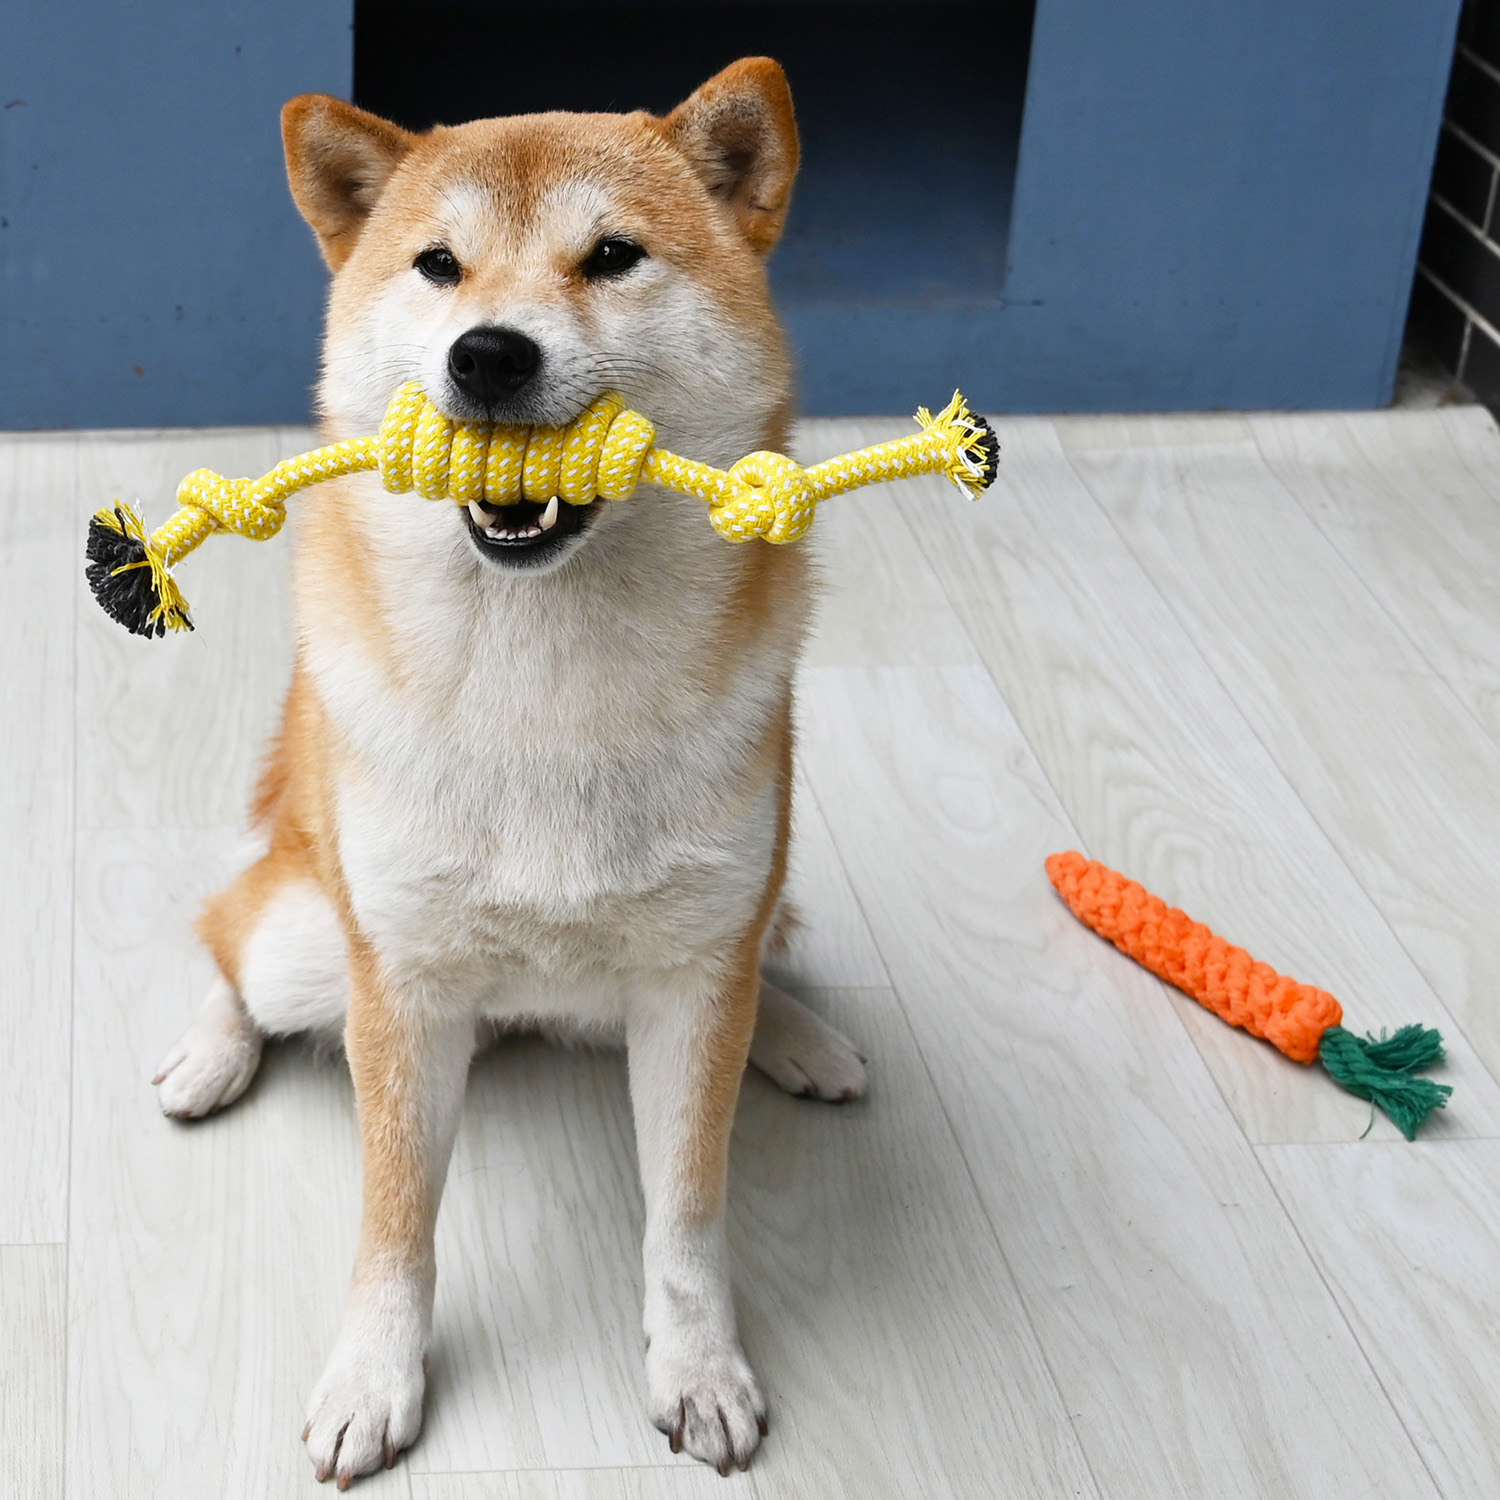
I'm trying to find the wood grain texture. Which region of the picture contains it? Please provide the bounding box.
[888,414,1499,1143]
[419,989,1098,1499]
[1249,406,1500,747]
[68,827,411,1499]
[797,662,1442,1500]
[413,1468,819,1500]
[1060,421,1500,1128]
[413,1470,729,1500]
[1260,1140,1500,1500]
[73,428,312,829]
[0,436,76,1241]
[0,1244,65,1500]
[769,775,891,991]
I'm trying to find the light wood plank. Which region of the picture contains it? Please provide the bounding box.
[0,435,76,1240]
[888,414,1500,1142]
[798,662,1442,1500]
[418,989,1098,1499]
[0,1244,65,1500]
[1060,421,1500,1124]
[73,428,309,829]
[792,419,980,668]
[414,1030,655,1474]
[414,1469,765,1500]
[1249,405,1500,746]
[769,775,891,990]
[1260,1140,1500,1500]
[67,827,411,1499]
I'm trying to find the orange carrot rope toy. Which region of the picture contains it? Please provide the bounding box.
[1046,851,1452,1139]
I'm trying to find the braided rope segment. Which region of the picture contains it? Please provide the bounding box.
[164,438,381,561]
[1046,850,1343,1064]
[87,383,998,635]
[694,390,997,544]
[145,386,660,569]
[373,385,658,507]
[138,385,996,562]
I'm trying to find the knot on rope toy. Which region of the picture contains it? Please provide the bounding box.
[85,383,999,637]
[1046,850,1453,1139]
[712,451,816,544]
[700,390,999,546]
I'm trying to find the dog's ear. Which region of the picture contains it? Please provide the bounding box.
[282,95,414,270]
[663,58,799,255]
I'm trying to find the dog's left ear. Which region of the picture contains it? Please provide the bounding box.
[663,58,799,255]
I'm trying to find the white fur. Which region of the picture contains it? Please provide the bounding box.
[628,964,767,1468]
[303,1275,427,1483]
[239,882,348,1036]
[750,981,868,1101]
[153,976,263,1118]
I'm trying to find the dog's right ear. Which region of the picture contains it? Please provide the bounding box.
[282,95,414,270]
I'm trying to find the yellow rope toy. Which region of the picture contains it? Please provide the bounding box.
[86,383,999,637]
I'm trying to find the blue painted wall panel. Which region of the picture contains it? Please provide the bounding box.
[789,0,1460,413]
[0,1,350,428]
[979,0,1462,413]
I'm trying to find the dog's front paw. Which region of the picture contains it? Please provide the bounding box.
[303,1317,425,1488]
[750,982,868,1102]
[647,1334,767,1475]
[153,979,263,1119]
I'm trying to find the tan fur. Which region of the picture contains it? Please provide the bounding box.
[664,58,800,256]
[196,670,329,986]
[680,691,795,1218]
[282,95,415,271]
[343,931,440,1280]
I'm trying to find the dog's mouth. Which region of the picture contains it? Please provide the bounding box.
[463,495,598,568]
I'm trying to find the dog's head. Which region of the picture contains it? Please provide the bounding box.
[282,62,798,574]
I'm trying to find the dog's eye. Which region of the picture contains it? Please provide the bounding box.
[581,238,646,278]
[414,246,462,286]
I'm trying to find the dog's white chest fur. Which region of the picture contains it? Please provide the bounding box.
[302,478,792,1006]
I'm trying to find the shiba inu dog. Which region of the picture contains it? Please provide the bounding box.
[149,58,868,1486]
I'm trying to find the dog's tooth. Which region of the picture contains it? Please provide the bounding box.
[539,495,560,531]
[467,500,488,527]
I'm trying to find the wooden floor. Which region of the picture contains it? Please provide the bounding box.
[6,402,1500,1499]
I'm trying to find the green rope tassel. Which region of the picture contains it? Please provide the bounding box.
[1317,1024,1452,1140]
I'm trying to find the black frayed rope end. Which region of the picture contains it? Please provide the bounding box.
[85,504,192,638]
[968,413,1001,491]
[916,391,1002,500]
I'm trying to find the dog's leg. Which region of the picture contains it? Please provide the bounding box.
[302,940,473,1488]
[155,841,351,1117]
[152,974,264,1119]
[749,980,868,1101]
[628,945,767,1475]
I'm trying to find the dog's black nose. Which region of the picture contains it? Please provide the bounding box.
[448,326,542,405]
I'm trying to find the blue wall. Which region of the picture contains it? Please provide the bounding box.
[0,1,1465,423]
[0,1,350,428]
[790,0,1463,413]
